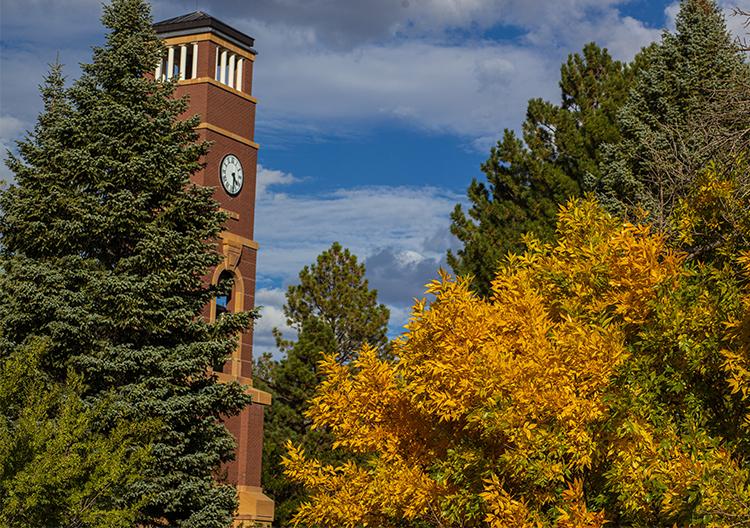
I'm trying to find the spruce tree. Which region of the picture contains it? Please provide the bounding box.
[448,43,649,297]
[0,1,252,526]
[590,0,749,229]
[254,242,389,526]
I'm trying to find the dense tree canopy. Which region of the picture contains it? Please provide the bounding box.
[0,1,252,526]
[284,199,750,527]
[448,42,647,296]
[283,6,750,521]
[0,339,153,528]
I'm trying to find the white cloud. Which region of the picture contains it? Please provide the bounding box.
[256,164,299,198]
[664,1,681,30]
[0,0,103,45]
[5,0,745,153]
[0,0,678,151]
[197,0,639,48]
[365,246,447,306]
[579,14,662,60]
[0,115,25,154]
[243,2,664,140]
[720,0,750,50]
[255,185,463,282]
[251,33,558,140]
[0,115,25,140]
[253,287,295,355]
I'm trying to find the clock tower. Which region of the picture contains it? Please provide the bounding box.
[153,13,274,527]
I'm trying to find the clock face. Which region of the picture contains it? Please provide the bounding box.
[220,154,244,196]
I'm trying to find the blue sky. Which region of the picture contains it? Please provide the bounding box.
[1,0,748,355]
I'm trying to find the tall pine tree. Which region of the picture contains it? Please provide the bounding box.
[0,1,252,526]
[590,0,749,229]
[275,242,390,363]
[449,43,649,296]
[254,242,389,526]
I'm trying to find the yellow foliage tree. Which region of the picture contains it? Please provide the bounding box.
[283,198,750,527]
[723,252,750,428]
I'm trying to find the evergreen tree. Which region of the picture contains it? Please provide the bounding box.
[590,0,749,230]
[449,43,648,296]
[255,242,389,526]
[0,1,252,526]
[277,242,390,363]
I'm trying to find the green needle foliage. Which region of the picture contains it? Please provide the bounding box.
[591,0,750,230]
[255,242,390,526]
[278,242,390,363]
[449,43,649,296]
[0,1,253,526]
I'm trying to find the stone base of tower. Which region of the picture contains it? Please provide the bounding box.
[234,485,275,527]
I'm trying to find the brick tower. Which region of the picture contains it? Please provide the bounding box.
[153,13,274,526]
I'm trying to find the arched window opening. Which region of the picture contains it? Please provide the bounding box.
[215,270,235,318]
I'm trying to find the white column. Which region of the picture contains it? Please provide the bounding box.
[227,54,236,89]
[236,58,244,92]
[179,44,187,80]
[166,46,175,80]
[155,59,162,81]
[219,49,228,84]
[192,43,199,79]
[215,47,219,79]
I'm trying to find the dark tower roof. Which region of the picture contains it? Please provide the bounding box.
[153,11,256,54]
